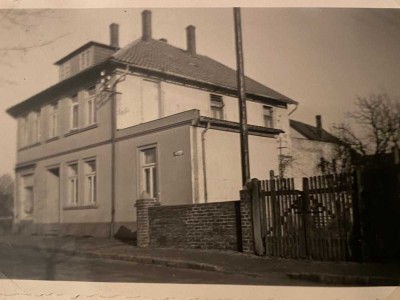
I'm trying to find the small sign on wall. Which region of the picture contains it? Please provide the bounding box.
[173,150,184,157]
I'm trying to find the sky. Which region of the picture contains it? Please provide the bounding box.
[1,5,400,175]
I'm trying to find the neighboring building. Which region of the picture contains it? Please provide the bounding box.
[6,10,296,237]
[286,115,340,183]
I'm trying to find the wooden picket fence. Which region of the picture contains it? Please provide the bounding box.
[252,173,359,261]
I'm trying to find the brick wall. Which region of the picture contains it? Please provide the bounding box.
[148,201,241,251]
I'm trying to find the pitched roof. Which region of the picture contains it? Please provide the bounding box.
[111,38,296,104]
[290,119,340,143]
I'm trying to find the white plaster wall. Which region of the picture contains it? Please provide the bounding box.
[287,137,337,187]
[116,73,290,132]
[116,74,142,129]
[193,127,279,203]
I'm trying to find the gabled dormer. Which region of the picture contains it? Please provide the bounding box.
[54,24,120,81]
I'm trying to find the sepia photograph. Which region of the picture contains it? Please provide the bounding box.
[0,1,399,299]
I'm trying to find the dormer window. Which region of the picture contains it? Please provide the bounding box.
[210,94,224,120]
[60,62,71,81]
[79,50,90,70]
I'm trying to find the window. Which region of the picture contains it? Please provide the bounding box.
[84,160,96,205]
[19,116,28,147]
[31,110,41,144]
[86,86,97,126]
[67,163,78,205]
[21,174,34,217]
[210,94,224,120]
[61,62,71,80]
[70,94,79,130]
[140,147,158,199]
[48,103,59,138]
[263,106,274,128]
[79,50,90,70]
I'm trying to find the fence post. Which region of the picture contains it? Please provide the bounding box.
[135,192,157,248]
[240,183,254,254]
[302,177,311,259]
[351,168,365,262]
[251,178,265,256]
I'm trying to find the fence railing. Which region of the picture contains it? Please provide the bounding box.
[252,173,359,261]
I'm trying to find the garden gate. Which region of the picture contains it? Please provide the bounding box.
[250,173,360,261]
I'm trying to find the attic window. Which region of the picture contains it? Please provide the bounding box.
[210,94,224,120]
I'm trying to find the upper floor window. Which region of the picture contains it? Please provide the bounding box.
[48,103,59,138]
[86,86,97,126]
[210,94,224,120]
[263,106,274,128]
[19,116,28,148]
[79,50,90,70]
[31,110,41,144]
[70,94,79,130]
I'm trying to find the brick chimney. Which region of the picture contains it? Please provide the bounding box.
[109,23,119,48]
[316,115,322,137]
[186,25,196,54]
[142,10,152,41]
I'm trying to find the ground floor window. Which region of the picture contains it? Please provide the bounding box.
[140,147,158,199]
[67,162,78,206]
[21,175,34,216]
[84,159,96,205]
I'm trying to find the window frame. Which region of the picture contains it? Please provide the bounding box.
[48,102,59,139]
[85,86,97,126]
[263,105,274,128]
[210,94,224,120]
[70,94,79,131]
[139,146,158,200]
[83,159,97,205]
[31,110,41,144]
[66,162,79,206]
[19,115,28,148]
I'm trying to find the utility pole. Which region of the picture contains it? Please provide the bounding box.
[234,7,250,186]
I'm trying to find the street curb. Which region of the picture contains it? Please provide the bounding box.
[287,272,400,286]
[7,243,223,273]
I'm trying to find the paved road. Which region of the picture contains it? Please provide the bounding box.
[0,244,310,285]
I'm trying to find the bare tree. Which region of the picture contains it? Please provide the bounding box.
[334,94,400,159]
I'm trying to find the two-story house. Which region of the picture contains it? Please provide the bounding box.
[7,10,297,238]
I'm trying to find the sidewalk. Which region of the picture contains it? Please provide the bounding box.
[1,234,399,286]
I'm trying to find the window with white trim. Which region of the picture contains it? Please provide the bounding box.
[140,147,158,199]
[67,163,78,206]
[70,94,79,130]
[84,159,96,205]
[263,106,274,128]
[31,110,41,144]
[48,103,59,138]
[86,86,97,126]
[19,116,28,148]
[210,94,224,120]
